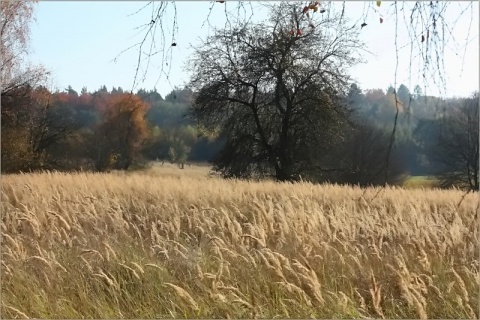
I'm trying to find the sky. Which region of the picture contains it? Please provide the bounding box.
[29,1,479,99]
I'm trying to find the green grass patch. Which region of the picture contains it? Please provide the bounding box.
[403,175,440,189]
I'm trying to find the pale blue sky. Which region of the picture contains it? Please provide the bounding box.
[29,1,479,98]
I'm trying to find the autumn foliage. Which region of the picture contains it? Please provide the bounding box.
[92,94,150,171]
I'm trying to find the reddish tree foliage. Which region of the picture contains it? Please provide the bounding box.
[92,94,150,171]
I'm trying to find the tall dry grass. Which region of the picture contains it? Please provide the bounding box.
[1,164,478,318]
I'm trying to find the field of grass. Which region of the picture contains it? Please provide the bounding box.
[403,175,441,189]
[1,164,478,318]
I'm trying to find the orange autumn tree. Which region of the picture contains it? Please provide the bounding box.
[92,93,149,171]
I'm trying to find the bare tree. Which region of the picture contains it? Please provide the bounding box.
[0,1,48,97]
[188,2,364,181]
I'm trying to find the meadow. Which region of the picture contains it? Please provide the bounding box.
[1,164,478,318]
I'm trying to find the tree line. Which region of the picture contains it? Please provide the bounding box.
[1,85,223,172]
[2,79,477,190]
[1,1,478,190]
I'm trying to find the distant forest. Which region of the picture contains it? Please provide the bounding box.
[1,82,477,188]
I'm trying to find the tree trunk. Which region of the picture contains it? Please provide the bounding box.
[275,157,294,181]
